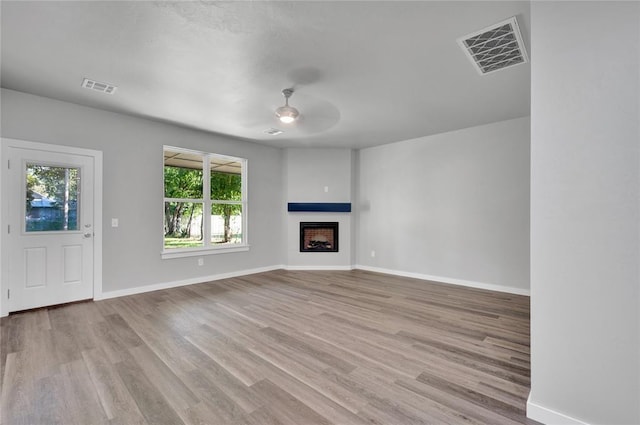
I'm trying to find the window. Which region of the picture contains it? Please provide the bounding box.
[163,147,247,258]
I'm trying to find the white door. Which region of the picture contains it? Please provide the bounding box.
[6,145,95,312]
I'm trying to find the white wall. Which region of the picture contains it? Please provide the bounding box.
[529,2,640,424]
[1,89,285,298]
[285,148,354,268]
[357,117,530,294]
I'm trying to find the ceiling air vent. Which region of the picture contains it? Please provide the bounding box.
[264,128,283,136]
[81,78,117,94]
[458,16,528,75]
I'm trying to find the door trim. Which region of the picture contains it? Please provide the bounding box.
[1,138,103,316]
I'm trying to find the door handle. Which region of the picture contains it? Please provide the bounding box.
[83,232,93,238]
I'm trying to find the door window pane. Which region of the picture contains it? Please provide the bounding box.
[25,164,80,232]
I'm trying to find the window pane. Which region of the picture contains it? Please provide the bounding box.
[211,204,242,244]
[210,157,242,201]
[164,150,203,198]
[26,164,79,232]
[164,202,204,249]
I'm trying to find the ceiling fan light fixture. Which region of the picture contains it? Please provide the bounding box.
[276,106,299,123]
[276,88,299,123]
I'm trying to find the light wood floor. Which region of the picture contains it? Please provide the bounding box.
[1,270,538,425]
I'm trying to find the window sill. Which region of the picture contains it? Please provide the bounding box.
[161,244,250,259]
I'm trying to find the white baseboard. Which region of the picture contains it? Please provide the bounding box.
[96,263,528,301]
[354,264,530,296]
[285,265,355,271]
[96,265,284,300]
[527,394,590,425]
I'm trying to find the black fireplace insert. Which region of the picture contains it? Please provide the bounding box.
[300,222,339,252]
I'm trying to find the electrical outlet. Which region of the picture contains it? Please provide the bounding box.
[324,186,329,193]
[111,218,119,227]
[371,250,376,258]
[197,258,204,266]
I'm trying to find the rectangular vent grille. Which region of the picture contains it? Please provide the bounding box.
[458,17,528,75]
[81,78,117,94]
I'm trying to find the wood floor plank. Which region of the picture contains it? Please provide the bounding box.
[395,377,525,425]
[324,367,468,425]
[89,319,137,365]
[128,345,200,414]
[249,350,371,425]
[81,348,148,425]
[260,326,357,374]
[243,406,286,425]
[411,342,531,387]
[29,376,66,425]
[58,359,110,425]
[1,353,27,424]
[180,370,248,424]
[185,328,266,386]
[114,355,186,425]
[417,370,527,422]
[0,270,537,425]
[181,347,263,414]
[250,379,333,425]
[248,342,368,414]
[108,301,209,376]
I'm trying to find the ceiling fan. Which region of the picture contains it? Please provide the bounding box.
[235,69,341,137]
[266,86,341,137]
[275,88,300,124]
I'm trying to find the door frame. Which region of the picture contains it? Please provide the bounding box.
[0,138,103,317]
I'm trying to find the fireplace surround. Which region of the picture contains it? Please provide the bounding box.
[300,222,339,252]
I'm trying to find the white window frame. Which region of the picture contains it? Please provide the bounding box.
[161,146,248,259]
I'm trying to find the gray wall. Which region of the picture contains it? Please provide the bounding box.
[357,117,530,293]
[285,148,354,268]
[529,2,640,424]
[1,88,285,294]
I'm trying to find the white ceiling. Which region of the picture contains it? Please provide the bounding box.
[1,1,531,149]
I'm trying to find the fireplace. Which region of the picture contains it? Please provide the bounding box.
[300,222,339,252]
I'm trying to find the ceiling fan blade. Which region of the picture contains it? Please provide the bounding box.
[295,97,341,134]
